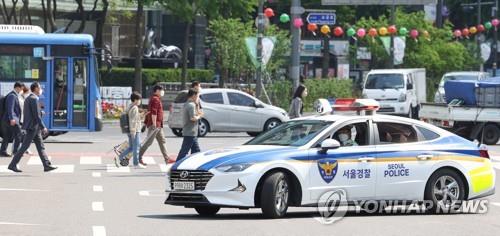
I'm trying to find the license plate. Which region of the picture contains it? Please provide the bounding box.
[173,182,195,191]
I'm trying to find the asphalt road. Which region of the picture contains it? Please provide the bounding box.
[1,124,500,236]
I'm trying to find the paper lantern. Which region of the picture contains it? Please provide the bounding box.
[410,29,419,39]
[453,29,462,38]
[347,28,356,37]
[378,27,388,36]
[321,25,331,35]
[368,28,378,37]
[388,25,397,35]
[264,8,275,18]
[477,24,485,33]
[399,27,408,36]
[469,26,478,35]
[357,28,366,38]
[293,18,304,28]
[279,13,290,23]
[307,23,318,32]
[492,18,500,27]
[423,30,430,41]
[462,28,470,38]
[333,26,344,37]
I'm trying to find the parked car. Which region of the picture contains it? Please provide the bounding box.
[168,88,289,137]
[362,69,427,118]
[434,72,490,103]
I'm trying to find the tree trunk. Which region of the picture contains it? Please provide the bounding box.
[134,0,144,93]
[1,0,7,23]
[46,0,56,32]
[41,0,47,31]
[75,0,86,33]
[22,0,32,25]
[9,0,18,24]
[95,0,109,68]
[180,22,191,90]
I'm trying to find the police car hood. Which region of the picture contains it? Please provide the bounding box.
[172,145,302,171]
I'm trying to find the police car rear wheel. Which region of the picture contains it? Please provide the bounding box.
[194,206,220,217]
[261,172,289,218]
[424,169,465,213]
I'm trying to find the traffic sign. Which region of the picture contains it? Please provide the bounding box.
[306,12,336,25]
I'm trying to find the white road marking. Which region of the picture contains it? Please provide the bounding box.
[92,172,101,177]
[142,156,156,165]
[80,156,102,165]
[50,165,74,173]
[491,202,500,207]
[0,165,20,173]
[493,162,500,170]
[0,188,48,192]
[0,221,43,226]
[93,185,103,192]
[27,156,52,165]
[139,190,150,196]
[139,190,166,197]
[92,226,106,236]
[92,201,104,211]
[159,164,173,173]
[106,164,130,173]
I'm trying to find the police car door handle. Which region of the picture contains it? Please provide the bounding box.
[358,157,375,162]
[416,154,433,160]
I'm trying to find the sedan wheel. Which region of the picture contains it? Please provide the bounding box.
[264,119,281,132]
[424,169,465,213]
[198,119,209,137]
[260,172,290,218]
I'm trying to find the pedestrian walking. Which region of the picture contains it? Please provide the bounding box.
[177,89,203,161]
[8,82,57,172]
[0,82,25,157]
[288,84,308,119]
[139,85,170,164]
[115,92,144,168]
[17,85,33,155]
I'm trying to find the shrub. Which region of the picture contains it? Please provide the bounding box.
[267,79,354,112]
[100,68,214,87]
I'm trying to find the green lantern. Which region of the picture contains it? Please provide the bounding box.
[347,28,356,37]
[399,27,408,36]
[280,13,290,23]
[485,21,493,30]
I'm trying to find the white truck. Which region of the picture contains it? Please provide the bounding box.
[419,103,500,145]
[362,69,426,118]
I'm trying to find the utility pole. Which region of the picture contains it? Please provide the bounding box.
[389,0,395,68]
[255,0,264,98]
[290,0,302,90]
[478,0,483,71]
[321,34,330,78]
[493,0,498,76]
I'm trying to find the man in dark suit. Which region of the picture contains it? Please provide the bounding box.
[0,82,24,157]
[8,82,57,172]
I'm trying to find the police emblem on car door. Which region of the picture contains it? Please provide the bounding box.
[317,159,338,183]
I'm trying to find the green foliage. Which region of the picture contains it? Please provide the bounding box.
[355,10,481,101]
[267,79,353,111]
[100,68,214,87]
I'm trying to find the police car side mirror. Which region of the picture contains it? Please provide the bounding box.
[319,139,341,154]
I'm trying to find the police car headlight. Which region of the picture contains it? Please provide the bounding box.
[216,163,253,172]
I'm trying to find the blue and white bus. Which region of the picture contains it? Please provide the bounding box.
[0,25,103,139]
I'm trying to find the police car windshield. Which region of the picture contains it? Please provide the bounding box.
[246,120,333,147]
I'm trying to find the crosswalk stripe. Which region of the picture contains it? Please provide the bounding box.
[493,162,500,170]
[80,156,102,165]
[92,226,106,236]
[50,165,74,173]
[159,164,172,173]
[92,201,104,211]
[93,185,103,192]
[106,164,130,173]
[27,156,52,165]
[142,156,156,165]
[92,172,102,177]
[0,165,9,173]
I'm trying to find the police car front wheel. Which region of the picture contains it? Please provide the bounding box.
[260,172,290,218]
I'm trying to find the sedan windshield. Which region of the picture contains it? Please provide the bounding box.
[365,74,404,90]
[246,120,333,147]
[439,75,478,87]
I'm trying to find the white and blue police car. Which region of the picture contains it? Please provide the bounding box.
[165,99,495,218]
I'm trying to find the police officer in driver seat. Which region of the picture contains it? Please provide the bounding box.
[335,126,358,147]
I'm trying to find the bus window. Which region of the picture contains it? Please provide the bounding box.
[53,59,68,127]
[73,59,88,127]
[0,45,46,81]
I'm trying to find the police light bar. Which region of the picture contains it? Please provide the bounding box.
[0,25,45,34]
[314,98,380,115]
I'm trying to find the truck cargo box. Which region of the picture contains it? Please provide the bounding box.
[444,80,477,105]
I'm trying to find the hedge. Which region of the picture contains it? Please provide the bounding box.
[267,79,354,112]
[100,68,214,87]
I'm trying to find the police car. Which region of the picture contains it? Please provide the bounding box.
[165,99,496,218]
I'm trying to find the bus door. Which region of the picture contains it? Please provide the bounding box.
[51,57,89,129]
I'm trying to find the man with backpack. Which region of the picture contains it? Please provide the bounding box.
[0,82,25,157]
[116,92,144,168]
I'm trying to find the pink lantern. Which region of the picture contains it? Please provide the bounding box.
[357,28,366,38]
[410,29,419,39]
[264,8,275,18]
[453,29,462,38]
[492,18,500,27]
[293,18,304,28]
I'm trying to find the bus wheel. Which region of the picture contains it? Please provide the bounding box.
[481,124,500,145]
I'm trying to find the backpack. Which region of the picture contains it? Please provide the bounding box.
[119,109,130,134]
